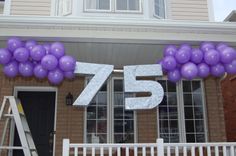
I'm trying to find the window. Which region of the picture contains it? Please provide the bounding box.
[154,0,165,18]
[85,78,136,143]
[84,0,141,12]
[158,80,206,143]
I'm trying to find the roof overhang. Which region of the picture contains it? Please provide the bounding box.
[0,16,236,45]
[224,10,236,22]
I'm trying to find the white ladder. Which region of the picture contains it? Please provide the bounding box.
[0,96,38,156]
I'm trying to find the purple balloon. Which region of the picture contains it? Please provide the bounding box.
[210,63,225,77]
[43,44,51,54]
[175,48,191,64]
[41,54,58,71]
[164,45,177,57]
[204,49,220,65]
[216,43,228,52]
[181,62,198,80]
[198,63,210,78]
[179,44,192,51]
[14,47,30,63]
[18,62,33,77]
[191,48,203,64]
[219,47,236,64]
[224,60,236,74]
[30,45,46,61]
[168,69,181,83]
[0,49,12,65]
[34,64,48,79]
[201,42,215,52]
[59,55,76,72]
[50,42,65,59]
[48,69,64,85]
[3,61,18,78]
[162,56,177,71]
[25,40,37,51]
[7,37,23,52]
[64,71,75,79]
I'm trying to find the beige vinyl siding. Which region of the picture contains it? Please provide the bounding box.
[170,0,209,21]
[11,0,51,16]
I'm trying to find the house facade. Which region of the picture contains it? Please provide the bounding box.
[0,0,235,156]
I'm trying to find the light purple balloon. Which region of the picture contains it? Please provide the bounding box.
[48,69,64,85]
[181,62,198,80]
[0,49,12,65]
[50,42,65,59]
[25,40,37,51]
[168,69,181,83]
[162,56,177,71]
[198,63,210,78]
[41,54,58,71]
[216,43,228,52]
[30,45,46,61]
[64,71,75,79]
[18,61,33,77]
[204,49,220,65]
[179,44,192,51]
[201,42,215,52]
[210,63,225,77]
[43,44,51,54]
[59,55,76,72]
[191,48,203,64]
[7,37,23,52]
[224,60,236,74]
[3,61,18,78]
[219,47,236,64]
[34,64,48,79]
[14,47,29,62]
[175,48,191,64]
[164,45,177,57]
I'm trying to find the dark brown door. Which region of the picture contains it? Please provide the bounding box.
[13,91,56,156]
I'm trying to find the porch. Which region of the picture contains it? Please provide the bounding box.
[62,138,236,156]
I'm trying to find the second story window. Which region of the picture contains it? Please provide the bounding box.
[154,0,165,18]
[84,0,142,13]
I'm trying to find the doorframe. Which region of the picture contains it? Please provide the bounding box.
[9,86,58,156]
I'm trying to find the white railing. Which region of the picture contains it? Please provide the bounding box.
[62,138,236,156]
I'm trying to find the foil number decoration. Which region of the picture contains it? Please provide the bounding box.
[73,62,164,110]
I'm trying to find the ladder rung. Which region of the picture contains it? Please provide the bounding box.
[0,146,25,150]
[4,114,14,117]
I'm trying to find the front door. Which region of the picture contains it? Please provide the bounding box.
[13,91,56,156]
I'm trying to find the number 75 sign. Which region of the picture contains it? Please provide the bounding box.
[73,62,164,110]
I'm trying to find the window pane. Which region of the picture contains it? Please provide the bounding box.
[86,0,110,10]
[99,0,110,9]
[97,92,107,106]
[195,120,204,133]
[186,134,195,142]
[98,106,107,119]
[159,120,169,133]
[114,134,124,143]
[114,120,124,133]
[87,107,96,119]
[97,120,107,133]
[169,107,178,119]
[167,81,176,92]
[170,133,179,143]
[193,94,203,106]
[196,134,205,142]
[192,81,201,93]
[184,94,192,106]
[114,107,123,119]
[128,0,139,10]
[194,107,204,119]
[185,120,194,133]
[183,81,192,92]
[168,93,177,106]
[97,134,107,143]
[116,0,127,10]
[169,120,178,133]
[116,0,139,10]
[184,107,194,119]
[155,0,165,18]
[125,120,134,133]
[124,110,134,119]
[158,80,166,92]
[87,120,96,133]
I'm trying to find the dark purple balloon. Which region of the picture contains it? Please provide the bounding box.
[162,56,177,71]
[175,48,191,64]
[164,45,177,57]
[198,63,210,78]
[14,47,30,62]
[43,44,51,54]
[7,37,23,52]
[181,62,198,80]
[64,71,75,79]
[201,42,215,52]
[168,69,181,83]
[34,64,48,79]
[191,48,203,64]
[30,45,46,61]
[224,60,236,74]
[48,69,64,85]
[210,63,225,77]
[3,61,18,78]
[25,40,37,51]
[0,48,12,65]
[216,43,228,52]
[59,55,76,72]
[41,54,58,71]
[204,49,220,65]
[219,47,236,64]
[50,42,65,59]
[18,62,33,77]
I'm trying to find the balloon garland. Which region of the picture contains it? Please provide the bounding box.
[159,42,236,83]
[0,37,76,85]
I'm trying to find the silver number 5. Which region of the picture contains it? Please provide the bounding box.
[124,64,164,110]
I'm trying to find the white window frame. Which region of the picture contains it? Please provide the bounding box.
[153,0,166,19]
[83,0,112,12]
[156,78,208,143]
[84,76,137,143]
